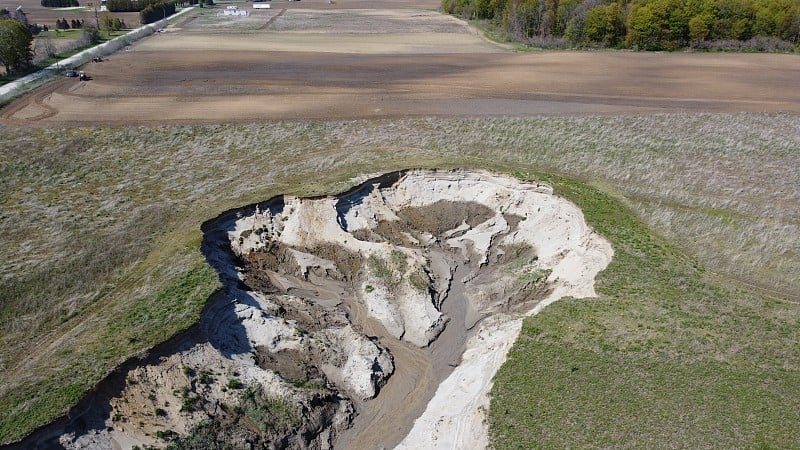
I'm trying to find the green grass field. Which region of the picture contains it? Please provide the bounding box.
[490,175,800,448]
[0,114,798,444]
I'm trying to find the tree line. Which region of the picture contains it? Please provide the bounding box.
[106,0,172,24]
[40,0,79,7]
[107,0,158,12]
[55,18,85,29]
[139,0,212,23]
[444,0,800,50]
[139,1,175,24]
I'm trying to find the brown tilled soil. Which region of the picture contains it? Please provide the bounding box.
[5,50,800,126]
[3,0,799,126]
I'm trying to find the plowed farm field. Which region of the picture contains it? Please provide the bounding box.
[3,0,800,126]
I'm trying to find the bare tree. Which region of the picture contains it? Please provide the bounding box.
[34,36,57,61]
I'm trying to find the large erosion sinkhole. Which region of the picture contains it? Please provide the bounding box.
[199,169,613,449]
[19,169,612,450]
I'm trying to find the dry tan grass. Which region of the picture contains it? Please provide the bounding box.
[1,113,798,442]
[266,8,472,33]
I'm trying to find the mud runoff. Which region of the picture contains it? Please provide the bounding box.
[335,256,473,450]
[3,169,614,450]
[235,188,535,449]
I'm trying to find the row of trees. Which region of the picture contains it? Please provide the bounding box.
[106,0,170,12]
[40,0,79,7]
[444,0,800,49]
[107,0,177,24]
[1,0,162,76]
[139,1,175,23]
[55,18,85,29]
[108,0,209,14]
[106,0,147,12]
[100,13,127,31]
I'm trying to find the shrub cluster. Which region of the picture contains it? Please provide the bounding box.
[444,0,800,50]
[100,13,126,31]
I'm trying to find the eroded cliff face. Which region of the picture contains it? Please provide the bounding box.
[229,170,558,351]
[15,169,612,450]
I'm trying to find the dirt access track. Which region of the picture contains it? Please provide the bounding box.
[2,0,800,126]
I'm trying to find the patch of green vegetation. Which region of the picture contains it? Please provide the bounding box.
[180,393,201,413]
[0,262,219,443]
[38,29,85,40]
[164,421,225,450]
[107,264,220,345]
[367,250,413,292]
[0,380,85,443]
[492,341,800,447]
[390,249,407,272]
[364,284,375,293]
[409,268,430,293]
[198,370,213,385]
[367,254,391,278]
[238,385,300,436]
[517,267,551,286]
[291,379,325,391]
[155,429,178,441]
[226,378,243,390]
[489,175,800,447]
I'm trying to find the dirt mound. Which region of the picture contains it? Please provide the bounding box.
[395,200,495,236]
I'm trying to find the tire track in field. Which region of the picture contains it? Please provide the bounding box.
[0,78,65,121]
[258,8,287,30]
[28,86,62,121]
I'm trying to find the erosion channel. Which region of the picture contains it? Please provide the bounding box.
[9,169,613,450]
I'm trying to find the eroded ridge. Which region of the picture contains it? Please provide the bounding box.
[220,169,613,449]
[14,169,612,450]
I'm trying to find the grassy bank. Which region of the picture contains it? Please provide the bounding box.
[490,175,800,447]
[0,114,797,442]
